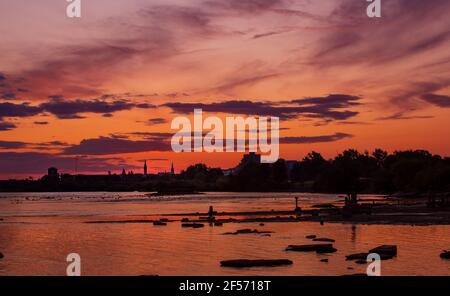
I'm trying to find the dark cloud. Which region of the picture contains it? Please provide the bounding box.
[281,132,353,144]
[147,118,168,125]
[420,93,450,107]
[63,136,171,155]
[163,94,361,121]
[40,98,155,120]
[252,30,287,39]
[0,140,28,149]
[0,140,70,150]
[123,132,174,140]
[0,121,16,131]
[0,102,43,119]
[1,92,16,100]
[0,97,155,121]
[389,80,450,108]
[0,152,133,175]
[376,112,434,121]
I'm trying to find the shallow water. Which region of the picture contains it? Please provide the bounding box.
[0,192,449,276]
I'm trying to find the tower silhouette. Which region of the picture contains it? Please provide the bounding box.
[144,160,148,177]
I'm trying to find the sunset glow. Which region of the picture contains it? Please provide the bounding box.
[1,0,449,179]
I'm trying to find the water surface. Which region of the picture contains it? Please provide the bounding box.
[0,192,449,276]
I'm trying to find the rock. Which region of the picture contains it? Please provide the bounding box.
[182,223,204,228]
[236,229,253,234]
[320,259,329,263]
[346,252,394,261]
[223,229,273,235]
[0,252,3,259]
[306,235,317,239]
[313,238,335,243]
[220,259,293,268]
[153,221,167,226]
[346,253,369,261]
[214,222,223,226]
[181,218,189,222]
[286,244,337,253]
[440,251,450,259]
[369,245,397,257]
[259,223,265,226]
[159,218,169,222]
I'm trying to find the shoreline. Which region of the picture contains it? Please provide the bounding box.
[85,203,450,226]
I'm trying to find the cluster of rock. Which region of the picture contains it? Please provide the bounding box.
[223,229,273,235]
[346,245,397,264]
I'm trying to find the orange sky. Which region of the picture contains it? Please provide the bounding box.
[1,0,449,179]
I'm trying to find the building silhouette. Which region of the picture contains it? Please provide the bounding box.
[48,167,58,177]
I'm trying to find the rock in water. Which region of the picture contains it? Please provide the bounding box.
[0,252,4,259]
[286,244,337,253]
[305,235,317,239]
[346,253,369,261]
[369,245,397,256]
[182,223,204,228]
[440,251,450,259]
[313,238,335,242]
[220,259,293,268]
[346,252,394,261]
[320,259,329,263]
[153,221,167,226]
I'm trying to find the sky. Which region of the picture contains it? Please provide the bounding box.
[0,0,449,179]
